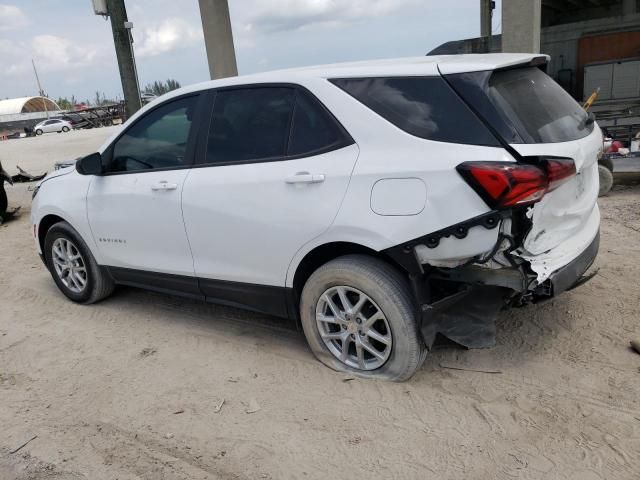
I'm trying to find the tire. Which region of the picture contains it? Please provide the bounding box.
[43,221,114,304]
[598,164,614,197]
[300,255,425,381]
[0,184,7,219]
[35,129,43,135]
[62,126,70,132]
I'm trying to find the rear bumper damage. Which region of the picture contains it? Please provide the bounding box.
[384,213,600,350]
[420,230,598,349]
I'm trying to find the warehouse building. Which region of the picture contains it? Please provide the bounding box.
[0,96,62,136]
[430,0,640,142]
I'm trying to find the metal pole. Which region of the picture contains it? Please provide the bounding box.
[106,0,141,117]
[32,58,49,119]
[125,23,142,107]
[480,0,493,53]
[198,0,238,79]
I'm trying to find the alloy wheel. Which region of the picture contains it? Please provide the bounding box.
[51,238,88,294]
[316,286,392,370]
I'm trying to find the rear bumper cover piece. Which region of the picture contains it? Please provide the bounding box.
[548,229,599,296]
[419,229,599,350]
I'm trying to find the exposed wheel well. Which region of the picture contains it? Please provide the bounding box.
[291,242,405,302]
[38,214,66,252]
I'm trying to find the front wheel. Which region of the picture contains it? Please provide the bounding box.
[300,255,425,381]
[62,126,70,132]
[44,221,114,304]
[35,129,43,135]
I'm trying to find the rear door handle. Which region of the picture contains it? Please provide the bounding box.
[151,181,178,191]
[285,172,325,184]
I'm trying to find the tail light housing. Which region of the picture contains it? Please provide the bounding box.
[457,158,576,209]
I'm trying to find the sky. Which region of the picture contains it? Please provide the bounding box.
[0,0,502,103]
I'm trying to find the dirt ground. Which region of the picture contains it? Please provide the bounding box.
[1,129,639,479]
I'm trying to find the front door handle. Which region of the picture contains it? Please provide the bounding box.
[285,172,325,184]
[151,181,178,191]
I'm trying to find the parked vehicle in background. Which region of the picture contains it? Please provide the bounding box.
[33,119,72,135]
[141,93,158,105]
[31,54,601,381]
[53,113,91,130]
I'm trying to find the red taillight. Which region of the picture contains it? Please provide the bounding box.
[457,158,576,209]
[545,158,576,192]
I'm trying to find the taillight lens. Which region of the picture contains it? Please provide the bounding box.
[544,158,576,192]
[457,159,575,209]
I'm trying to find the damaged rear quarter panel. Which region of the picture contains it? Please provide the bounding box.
[510,127,603,282]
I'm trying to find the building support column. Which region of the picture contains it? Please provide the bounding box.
[198,0,238,80]
[480,0,493,52]
[107,0,141,117]
[480,0,492,37]
[502,0,542,53]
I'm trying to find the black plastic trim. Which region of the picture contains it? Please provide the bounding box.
[199,277,290,318]
[106,266,294,319]
[549,230,599,296]
[108,266,202,298]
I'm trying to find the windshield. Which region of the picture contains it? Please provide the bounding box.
[487,67,592,143]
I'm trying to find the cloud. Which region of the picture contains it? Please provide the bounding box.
[0,4,28,31]
[1,35,103,78]
[244,0,421,33]
[136,18,203,57]
[32,35,100,71]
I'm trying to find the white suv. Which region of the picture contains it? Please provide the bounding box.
[31,54,601,380]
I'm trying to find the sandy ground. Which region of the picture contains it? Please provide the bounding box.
[1,129,639,480]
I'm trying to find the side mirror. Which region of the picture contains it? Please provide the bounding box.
[76,153,103,176]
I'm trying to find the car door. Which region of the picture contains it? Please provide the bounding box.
[181,85,358,315]
[87,93,205,290]
[42,120,57,133]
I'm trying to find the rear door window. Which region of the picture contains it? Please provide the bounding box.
[330,76,499,146]
[206,87,295,164]
[288,90,351,156]
[204,87,352,165]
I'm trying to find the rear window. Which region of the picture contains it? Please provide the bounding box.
[486,68,593,143]
[330,77,499,146]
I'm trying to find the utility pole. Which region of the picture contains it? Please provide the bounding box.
[105,0,141,117]
[32,58,49,119]
[480,0,494,53]
[198,0,238,79]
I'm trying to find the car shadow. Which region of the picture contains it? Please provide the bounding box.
[104,285,312,360]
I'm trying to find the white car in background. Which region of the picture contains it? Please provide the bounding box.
[30,54,601,380]
[34,119,72,135]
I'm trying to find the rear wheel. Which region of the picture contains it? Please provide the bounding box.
[44,221,114,304]
[300,255,425,381]
[598,164,614,196]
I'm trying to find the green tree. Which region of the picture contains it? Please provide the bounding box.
[143,79,182,96]
[56,97,73,110]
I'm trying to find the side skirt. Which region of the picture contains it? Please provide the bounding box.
[106,266,294,320]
